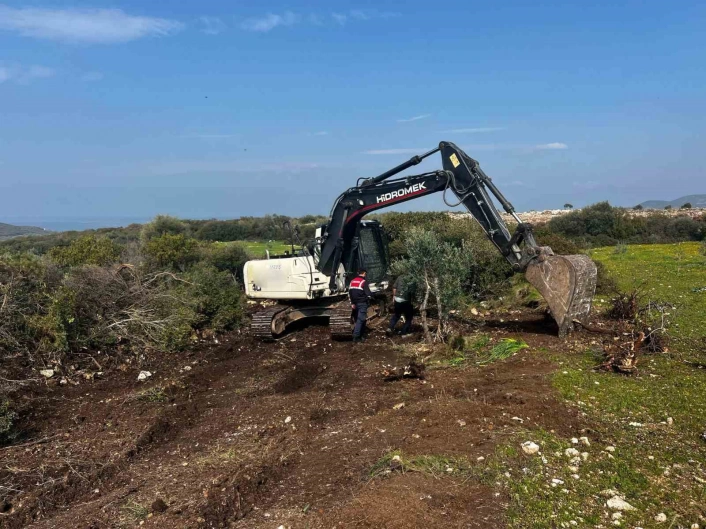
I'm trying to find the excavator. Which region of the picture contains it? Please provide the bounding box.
[244,141,597,340]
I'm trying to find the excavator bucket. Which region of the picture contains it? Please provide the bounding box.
[525,252,597,337]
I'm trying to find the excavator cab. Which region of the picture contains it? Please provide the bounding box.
[344,220,389,287]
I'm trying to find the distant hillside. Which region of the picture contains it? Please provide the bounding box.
[0,222,49,240]
[640,194,706,209]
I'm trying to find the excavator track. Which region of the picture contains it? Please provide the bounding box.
[251,305,288,341]
[329,304,353,340]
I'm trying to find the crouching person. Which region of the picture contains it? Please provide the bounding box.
[386,274,415,337]
[349,268,372,342]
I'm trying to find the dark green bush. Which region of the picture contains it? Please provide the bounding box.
[0,398,17,444]
[182,263,244,333]
[201,242,250,278]
[48,234,122,267]
[143,234,200,271]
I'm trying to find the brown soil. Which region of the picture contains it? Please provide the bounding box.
[0,310,595,529]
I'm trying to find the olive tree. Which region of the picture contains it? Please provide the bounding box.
[392,228,467,343]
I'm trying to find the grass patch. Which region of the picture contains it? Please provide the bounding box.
[223,240,292,258]
[136,386,169,403]
[120,501,149,522]
[370,450,477,479]
[590,242,706,358]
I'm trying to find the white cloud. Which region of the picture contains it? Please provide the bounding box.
[332,13,348,25]
[0,5,183,43]
[241,10,399,32]
[199,16,225,35]
[535,142,568,150]
[81,71,104,82]
[0,64,56,84]
[364,149,423,155]
[240,12,299,32]
[181,134,240,139]
[440,127,505,133]
[0,67,12,84]
[397,114,431,123]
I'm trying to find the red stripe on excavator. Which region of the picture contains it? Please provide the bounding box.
[346,189,428,223]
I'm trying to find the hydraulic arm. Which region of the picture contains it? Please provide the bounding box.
[317,141,597,336]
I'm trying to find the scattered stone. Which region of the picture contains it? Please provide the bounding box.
[606,496,636,511]
[511,416,524,423]
[605,446,616,452]
[568,465,579,473]
[654,513,667,523]
[565,448,580,457]
[628,422,643,427]
[393,402,405,410]
[39,369,54,378]
[151,498,168,513]
[581,452,589,461]
[611,512,623,521]
[691,524,699,529]
[521,441,540,455]
[284,416,292,424]
[457,420,466,427]
[551,478,564,485]
[571,437,579,444]
[137,371,152,382]
[666,417,674,426]
[470,307,479,316]
[476,456,485,462]
[183,366,192,372]
[579,436,590,446]
[600,489,620,498]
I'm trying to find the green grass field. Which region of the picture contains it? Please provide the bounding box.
[490,243,706,527]
[591,242,706,356]
[218,240,293,258]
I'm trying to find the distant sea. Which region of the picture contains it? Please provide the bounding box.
[1,217,152,232]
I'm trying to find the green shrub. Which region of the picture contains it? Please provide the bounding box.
[140,215,190,243]
[143,234,200,271]
[48,234,122,267]
[0,398,17,444]
[182,263,244,333]
[201,243,250,278]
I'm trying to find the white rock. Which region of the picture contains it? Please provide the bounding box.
[458,420,467,427]
[690,524,699,529]
[568,465,579,473]
[183,365,192,371]
[667,417,674,426]
[393,402,405,410]
[284,416,292,424]
[611,512,623,520]
[579,436,591,446]
[605,446,616,452]
[571,437,579,444]
[551,478,564,485]
[476,456,485,462]
[628,422,643,427]
[606,496,636,511]
[571,474,580,479]
[40,369,54,378]
[392,455,401,462]
[470,307,479,316]
[137,371,152,382]
[654,513,667,523]
[521,441,540,455]
[581,452,589,461]
[511,416,524,423]
[600,489,621,498]
[565,448,580,457]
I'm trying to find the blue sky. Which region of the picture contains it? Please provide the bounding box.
[1,0,705,226]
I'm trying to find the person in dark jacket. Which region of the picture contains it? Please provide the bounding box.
[349,268,372,342]
[386,274,415,337]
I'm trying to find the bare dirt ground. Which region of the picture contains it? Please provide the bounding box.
[1,310,593,529]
